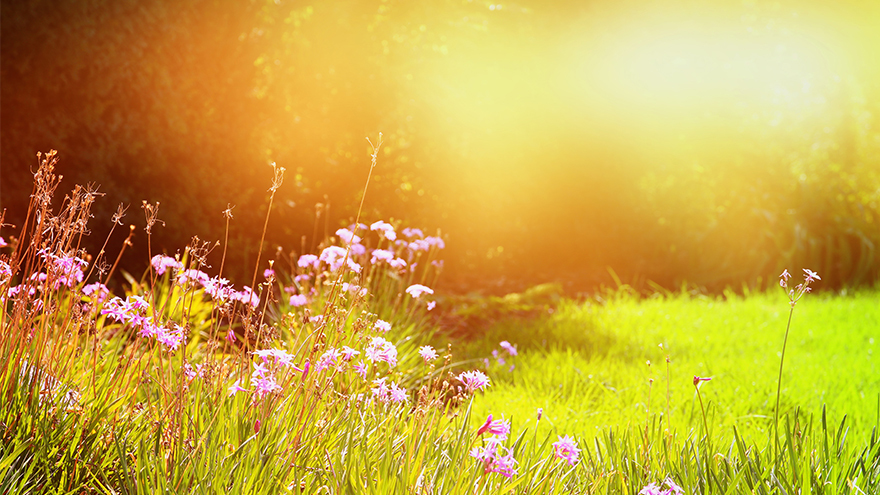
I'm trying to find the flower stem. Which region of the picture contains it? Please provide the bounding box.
[774,305,795,469]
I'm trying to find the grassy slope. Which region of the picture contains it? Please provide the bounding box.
[465,289,880,446]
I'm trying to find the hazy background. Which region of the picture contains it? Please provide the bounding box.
[3,0,879,294]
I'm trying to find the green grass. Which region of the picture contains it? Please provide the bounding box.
[468,289,880,449]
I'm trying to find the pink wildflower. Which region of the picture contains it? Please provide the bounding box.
[297,254,319,269]
[458,370,491,393]
[289,294,308,307]
[418,345,438,362]
[408,239,431,252]
[405,284,434,298]
[253,348,296,368]
[693,375,712,387]
[335,228,362,245]
[499,340,518,356]
[365,336,398,367]
[552,435,580,466]
[340,346,360,361]
[427,301,436,311]
[227,379,249,397]
[370,220,397,241]
[370,249,395,265]
[477,414,510,438]
[0,237,7,247]
[402,227,424,238]
[424,236,445,249]
[151,255,183,276]
[388,258,407,269]
[263,268,275,279]
[803,268,821,283]
[82,283,109,304]
[389,382,409,403]
[374,319,392,333]
[352,361,368,379]
[470,440,518,478]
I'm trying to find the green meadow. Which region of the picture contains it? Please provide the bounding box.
[466,290,880,448]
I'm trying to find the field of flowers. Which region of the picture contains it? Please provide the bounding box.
[2,150,879,494]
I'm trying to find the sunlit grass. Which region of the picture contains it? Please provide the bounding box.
[468,289,880,447]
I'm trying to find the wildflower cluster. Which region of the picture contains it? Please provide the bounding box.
[779,268,821,307]
[639,478,684,495]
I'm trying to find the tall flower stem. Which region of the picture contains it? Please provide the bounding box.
[773,304,795,469]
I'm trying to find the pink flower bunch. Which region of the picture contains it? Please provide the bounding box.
[364,336,398,367]
[289,294,308,307]
[779,268,821,307]
[249,347,307,398]
[320,246,362,273]
[402,227,424,239]
[203,277,234,301]
[335,228,362,245]
[470,438,518,478]
[39,250,87,289]
[297,254,319,269]
[374,319,392,333]
[230,286,260,307]
[418,345,438,362]
[341,282,368,298]
[370,220,397,241]
[176,269,210,288]
[552,435,580,466]
[477,414,510,439]
[151,255,183,276]
[639,478,684,495]
[499,340,518,356]
[101,295,185,350]
[372,377,409,404]
[458,370,491,393]
[316,348,342,373]
[405,284,434,298]
[82,283,109,304]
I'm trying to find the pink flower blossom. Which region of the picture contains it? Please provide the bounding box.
[374,319,392,333]
[458,370,491,393]
[418,345,438,362]
[203,277,233,301]
[552,435,580,466]
[370,249,395,265]
[253,348,296,368]
[402,227,424,239]
[82,283,109,304]
[803,268,821,283]
[340,346,360,361]
[427,301,436,311]
[693,375,712,387]
[470,439,518,478]
[408,239,431,252]
[0,237,7,247]
[335,228,362,245]
[263,268,275,279]
[389,382,409,403]
[227,379,249,397]
[500,341,518,356]
[353,361,367,379]
[365,336,398,367]
[388,258,407,269]
[176,269,210,288]
[370,220,397,241]
[233,286,260,307]
[424,236,445,249]
[477,414,510,438]
[297,254,319,269]
[289,294,308,307]
[151,255,182,275]
[405,284,434,298]
[316,348,341,373]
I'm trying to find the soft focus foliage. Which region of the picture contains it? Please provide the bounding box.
[3,0,879,291]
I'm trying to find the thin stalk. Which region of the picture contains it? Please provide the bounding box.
[774,304,795,469]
